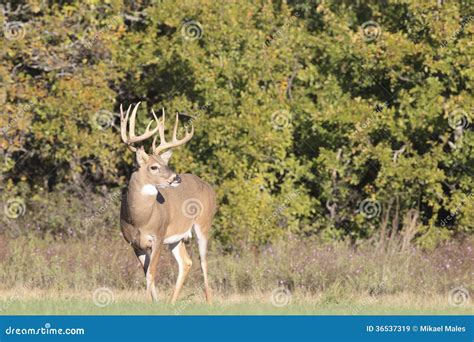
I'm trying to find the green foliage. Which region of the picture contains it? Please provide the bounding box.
[0,0,472,248]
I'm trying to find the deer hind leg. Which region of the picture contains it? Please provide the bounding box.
[194,224,212,304]
[145,237,162,302]
[169,240,192,304]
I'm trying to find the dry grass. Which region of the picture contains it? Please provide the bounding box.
[0,233,472,315]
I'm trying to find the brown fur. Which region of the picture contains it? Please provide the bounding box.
[119,103,216,304]
[120,149,216,302]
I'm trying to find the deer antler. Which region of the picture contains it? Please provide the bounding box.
[120,102,160,152]
[151,109,194,155]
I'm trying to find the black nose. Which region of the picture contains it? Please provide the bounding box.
[175,175,182,183]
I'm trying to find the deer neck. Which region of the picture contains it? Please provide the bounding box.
[127,172,159,227]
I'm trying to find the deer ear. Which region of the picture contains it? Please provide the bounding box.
[136,147,149,167]
[160,150,173,164]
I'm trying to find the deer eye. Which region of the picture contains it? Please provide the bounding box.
[150,165,159,171]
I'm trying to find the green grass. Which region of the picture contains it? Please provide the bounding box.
[1,290,472,315]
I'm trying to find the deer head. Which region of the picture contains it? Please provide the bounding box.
[120,102,194,189]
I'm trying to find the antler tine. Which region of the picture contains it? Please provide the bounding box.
[152,111,194,155]
[129,103,160,143]
[120,104,130,142]
[128,102,140,140]
[120,102,161,152]
[120,104,126,141]
[158,108,166,142]
[144,108,160,136]
[172,112,179,140]
[152,108,166,153]
[120,104,136,152]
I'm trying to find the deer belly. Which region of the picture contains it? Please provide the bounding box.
[163,228,192,244]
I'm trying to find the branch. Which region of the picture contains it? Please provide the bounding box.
[123,11,147,23]
[392,144,406,162]
[285,62,301,101]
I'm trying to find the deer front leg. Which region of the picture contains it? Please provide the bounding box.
[145,236,163,302]
[134,248,150,275]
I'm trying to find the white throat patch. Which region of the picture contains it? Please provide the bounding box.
[141,184,158,196]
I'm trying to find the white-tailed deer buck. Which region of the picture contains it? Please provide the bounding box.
[119,102,216,304]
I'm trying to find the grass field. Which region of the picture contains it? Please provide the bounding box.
[1,235,472,316]
[0,289,472,315]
